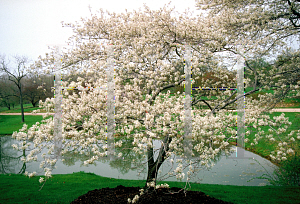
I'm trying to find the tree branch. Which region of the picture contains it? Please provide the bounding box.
[209,89,237,115]
[148,78,185,105]
[192,98,213,111]
[210,88,259,115]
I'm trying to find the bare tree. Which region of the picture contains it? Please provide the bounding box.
[0,55,30,122]
[0,75,19,110]
[22,73,53,107]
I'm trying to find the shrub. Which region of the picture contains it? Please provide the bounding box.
[248,152,300,186]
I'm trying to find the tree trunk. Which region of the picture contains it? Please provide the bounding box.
[18,149,27,174]
[19,85,25,123]
[145,136,172,188]
[145,145,157,186]
[3,100,10,110]
[32,99,37,107]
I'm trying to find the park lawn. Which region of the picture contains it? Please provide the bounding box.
[0,115,44,135]
[160,87,300,108]
[242,112,300,162]
[0,172,299,204]
[0,103,42,113]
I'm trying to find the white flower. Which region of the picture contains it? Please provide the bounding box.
[175,167,181,173]
[28,172,36,178]
[45,170,52,178]
[12,144,18,150]
[156,183,169,189]
[50,159,57,165]
[39,177,44,183]
[200,161,206,165]
[40,161,45,168]
[147,181,155,188]
[287,148,294,154]
[132,195,139,203]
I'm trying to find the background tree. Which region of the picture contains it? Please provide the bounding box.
[23,81,44,107]
[264,49,300,107]
[22,73,54,107]
[0,74,19,110]
[0,55,30,122]
[245,58,272,88]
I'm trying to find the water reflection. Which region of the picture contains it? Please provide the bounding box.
[0,135,278,186]
[0,136,26,174]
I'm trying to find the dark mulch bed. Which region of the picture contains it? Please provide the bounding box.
[71,185,234,204]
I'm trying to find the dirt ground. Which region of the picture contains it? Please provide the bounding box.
[70,185,234,204]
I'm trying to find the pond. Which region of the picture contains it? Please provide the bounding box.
[0,135,278,186]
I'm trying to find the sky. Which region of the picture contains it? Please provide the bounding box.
[0,0,200,64]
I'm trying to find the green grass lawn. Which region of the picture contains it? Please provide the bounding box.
[244,87,300,108]
[0,172,299,204]
[0,103,41,113]
[241,112,300,162]
[0,115,43,135]
[160,87,300,109]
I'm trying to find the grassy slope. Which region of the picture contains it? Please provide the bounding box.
[0,172,299,204]
[243,112,300,162]
[0,115,43,135]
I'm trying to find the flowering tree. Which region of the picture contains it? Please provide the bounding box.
[196,0,299,54]
[196,0,300,108]
[12,4,300,191]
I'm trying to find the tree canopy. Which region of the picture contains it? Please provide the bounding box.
[12,3,300,192]
[196,0,300,56]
